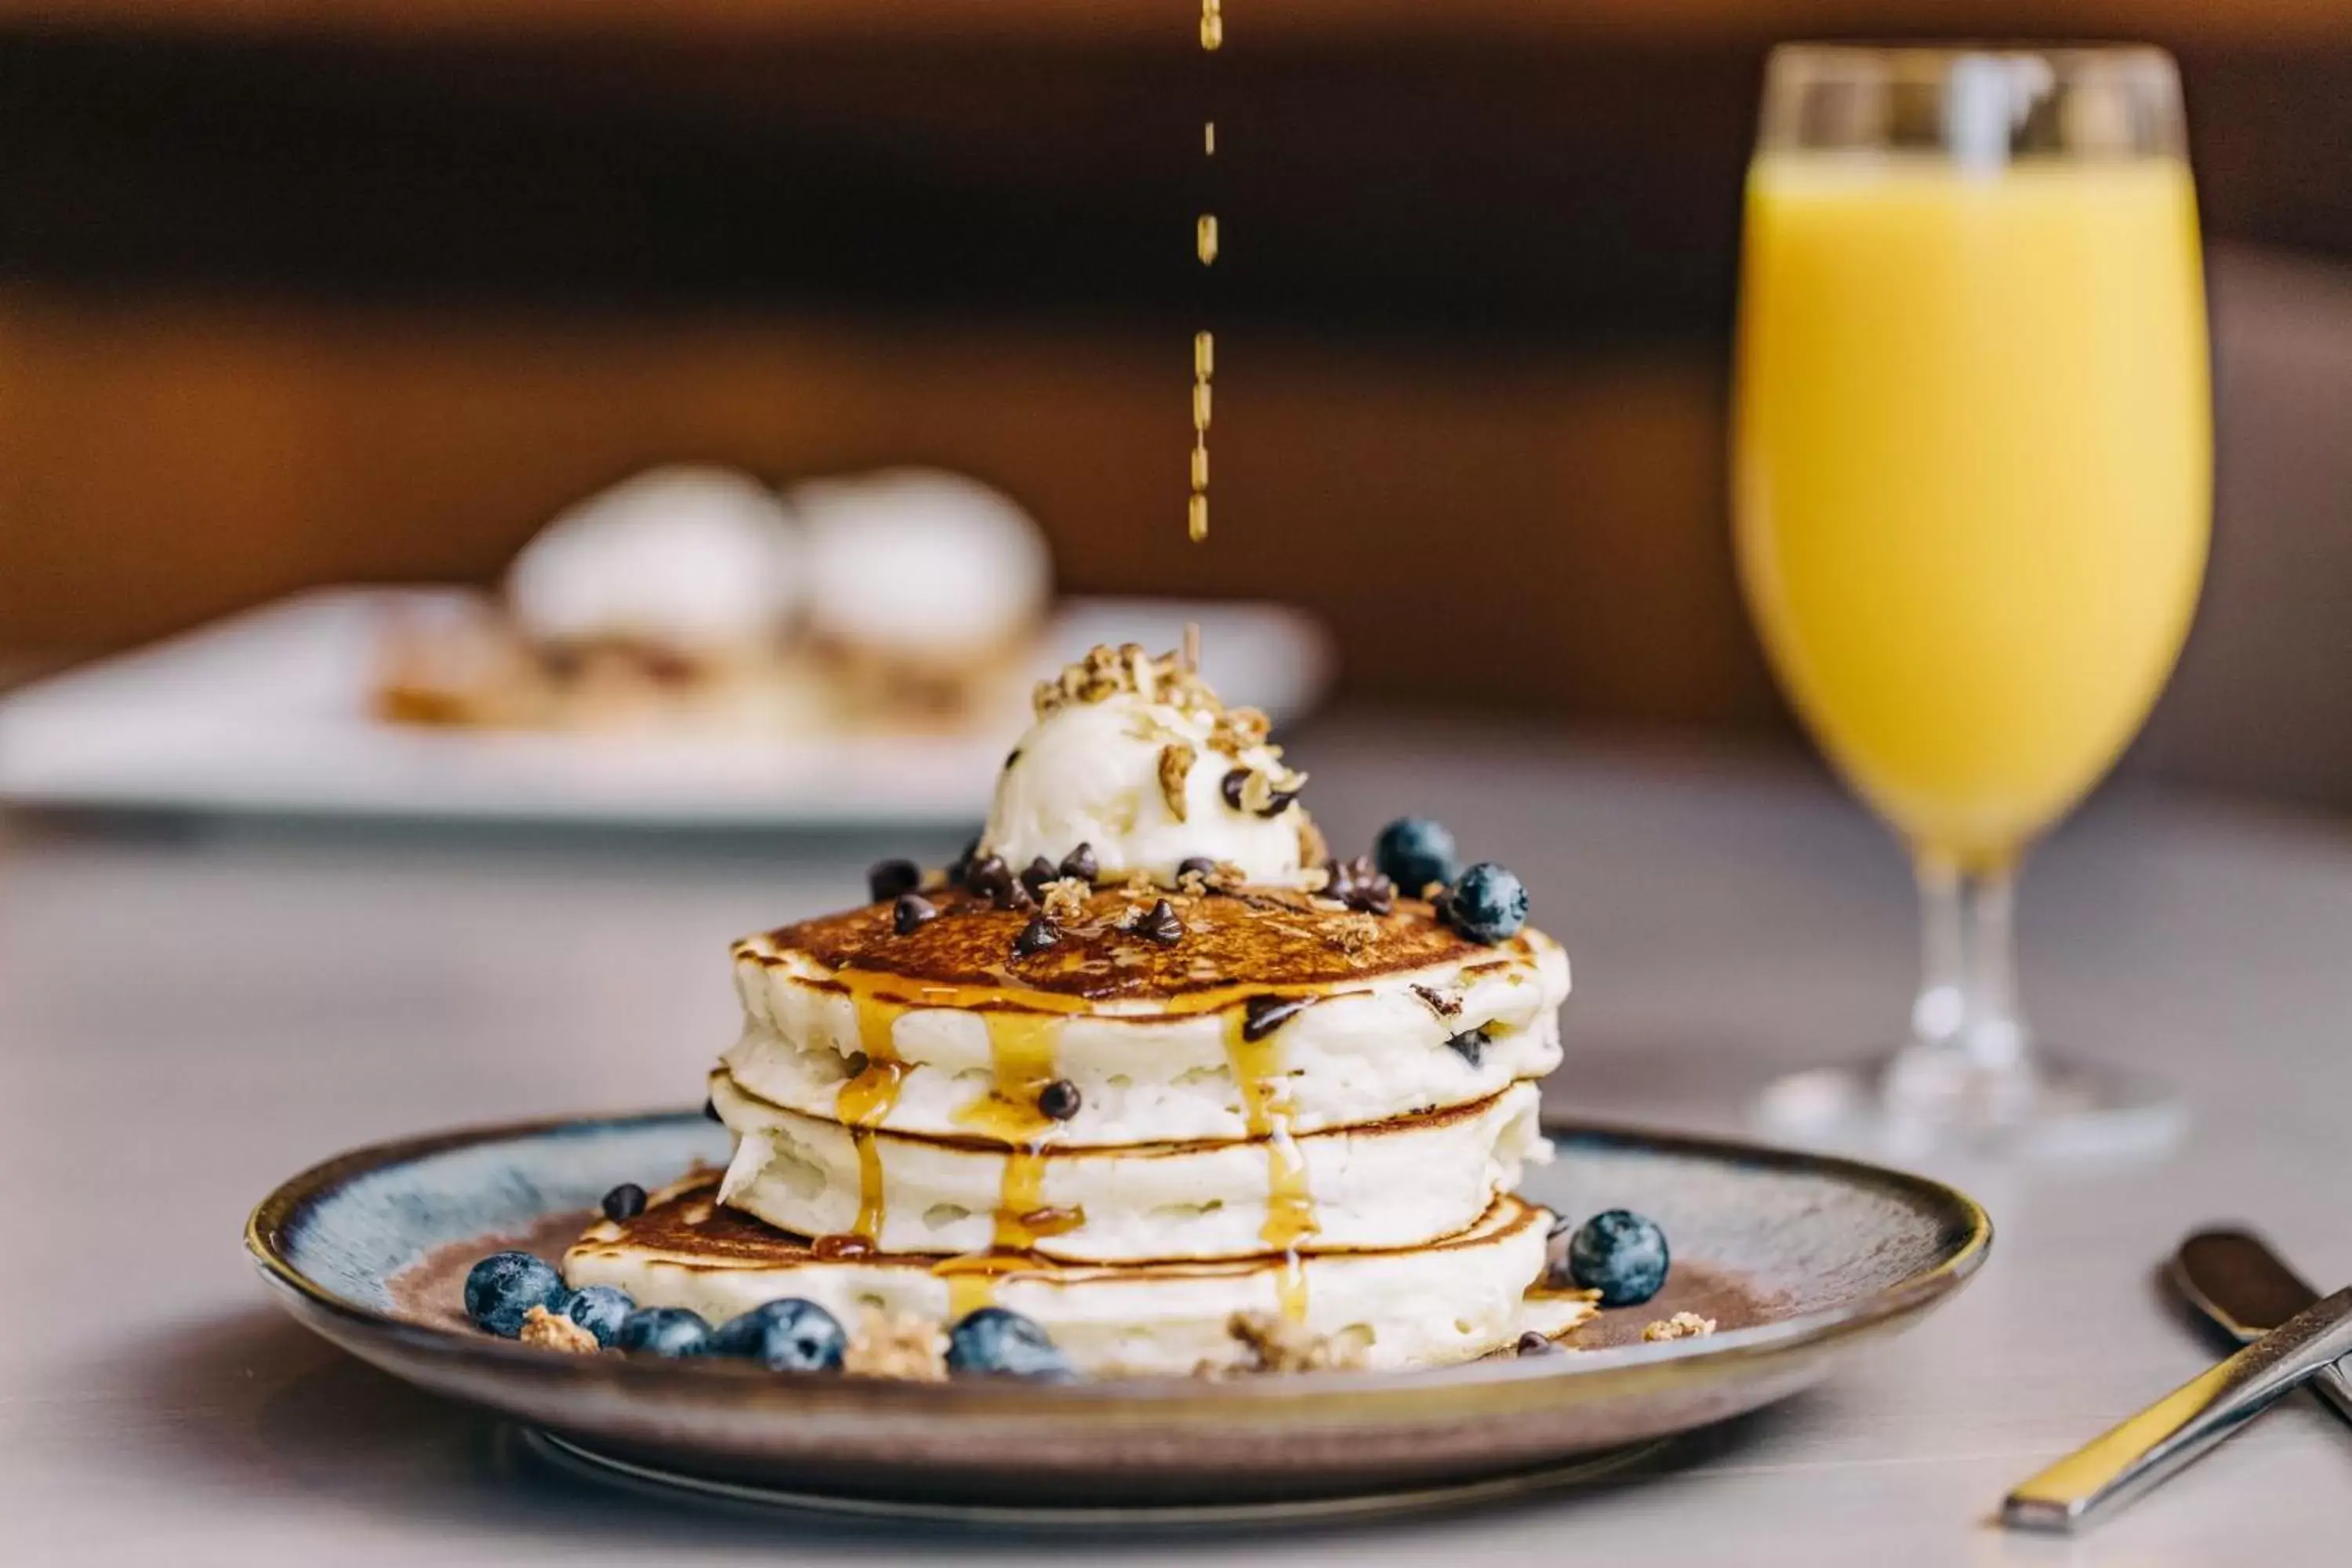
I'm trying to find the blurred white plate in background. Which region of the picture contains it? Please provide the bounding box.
[0,589,1332,828]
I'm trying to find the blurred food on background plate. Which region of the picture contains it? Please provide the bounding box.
[376,464,1051,738]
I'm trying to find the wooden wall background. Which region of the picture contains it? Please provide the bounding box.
[4,4,2352,768]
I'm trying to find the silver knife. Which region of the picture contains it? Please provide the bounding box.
[2002,1283,2352,1533]
[2171,1226,2352,1427]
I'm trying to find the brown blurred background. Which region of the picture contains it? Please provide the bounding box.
[5,2,2352,804]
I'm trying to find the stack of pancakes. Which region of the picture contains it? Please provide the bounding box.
[568,881,1588,1376]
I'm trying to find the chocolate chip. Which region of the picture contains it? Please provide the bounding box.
[948,836,982,884]
[1326,855,1396,914]
[1038,1079,1083,1120]
[1255,789,1299,819]
[893,893,939,935]
[1005,748,1022,769]
[867,858,921,903]
[968,853,1032,908]
[1021,856,1058,898]
[1242,994,1313,1042]
[1410,982,1463,1018]
[1012,916,1062,958]
[1516,1330,1563,1357]
[1446,1027,1490,1068]
[1177,855,1218,884]
[1220,768,1250,811]
[1058,842,1099,884]
[601,1182,647,1223]
[1131,898,1185,946]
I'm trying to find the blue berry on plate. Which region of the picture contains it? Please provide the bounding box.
[615,1306,714,1357]
[563,1285,636,1348]
[946,1307,1075,1380]
[1563,1209,1669,1307]
[1374,817,1458,898]
[463,1251,567,1338]
[1445,862,1528,944]
[709,1299,848,1372]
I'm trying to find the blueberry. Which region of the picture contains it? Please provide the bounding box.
[709,1299,848,1372]
[946,1307,1075,1380]
[1445,862,1528,945]
[563,1285,636,1347]
[1563,1209,1670,1307]
[1374,817,1458,898]
[601,1182,647,1222]
[615,1306,715,1357]
[463,1251,567,1338]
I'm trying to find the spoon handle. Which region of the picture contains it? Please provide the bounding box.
[2002,1284,2352,1534]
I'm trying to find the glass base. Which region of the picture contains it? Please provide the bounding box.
[1751,1047,2184,1163]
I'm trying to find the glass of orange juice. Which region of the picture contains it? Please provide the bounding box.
[1734,45,2209,1155]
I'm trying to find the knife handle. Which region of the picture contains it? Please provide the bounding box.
[2003,1284,2352,1533]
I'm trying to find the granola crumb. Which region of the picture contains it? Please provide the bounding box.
[1039,877,1091,924]
[1330,913,1381,960]
[1157,741,1196,822]
[518,1305,599,1354]
[1226,1311,1372,1373]
[1295,815,1329,873]
[843,1308,949,1381]
[1033,643,1231,721]
[1642,1312,1717,1343]
[1208,703,1272,757]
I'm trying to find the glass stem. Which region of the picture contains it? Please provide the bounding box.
[1909,850,2027,1073]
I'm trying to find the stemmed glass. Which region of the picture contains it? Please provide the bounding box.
[1733,45,2211,1156]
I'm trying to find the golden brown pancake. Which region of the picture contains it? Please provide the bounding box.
[742,884,1531,1004]
[563,1176,1596,1377]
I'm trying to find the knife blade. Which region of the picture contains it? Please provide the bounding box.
[2003,1283,2352,1533]
[2170,1226,2352,1427]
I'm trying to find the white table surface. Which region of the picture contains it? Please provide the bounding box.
[6,718,2350,1565]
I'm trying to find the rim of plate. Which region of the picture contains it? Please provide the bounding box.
[245,1107,1992,1412]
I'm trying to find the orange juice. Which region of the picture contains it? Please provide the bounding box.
[1734,155,2209,866]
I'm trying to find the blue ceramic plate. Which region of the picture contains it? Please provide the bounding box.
[247,1111,1989,1516]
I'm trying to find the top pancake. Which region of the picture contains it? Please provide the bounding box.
[740,884,1522,1004]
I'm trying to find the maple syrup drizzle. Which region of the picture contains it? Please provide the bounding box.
[1187,0,1219,554]
[831,974,912,1247]
[1225,1006,1320,1322]
[932,1010,1080,1311]
[798,960,1450,1323]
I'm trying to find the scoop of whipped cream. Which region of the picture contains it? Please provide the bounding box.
[506,465,802,652]
[792,468,1051,656]
[983,645,1317,887]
